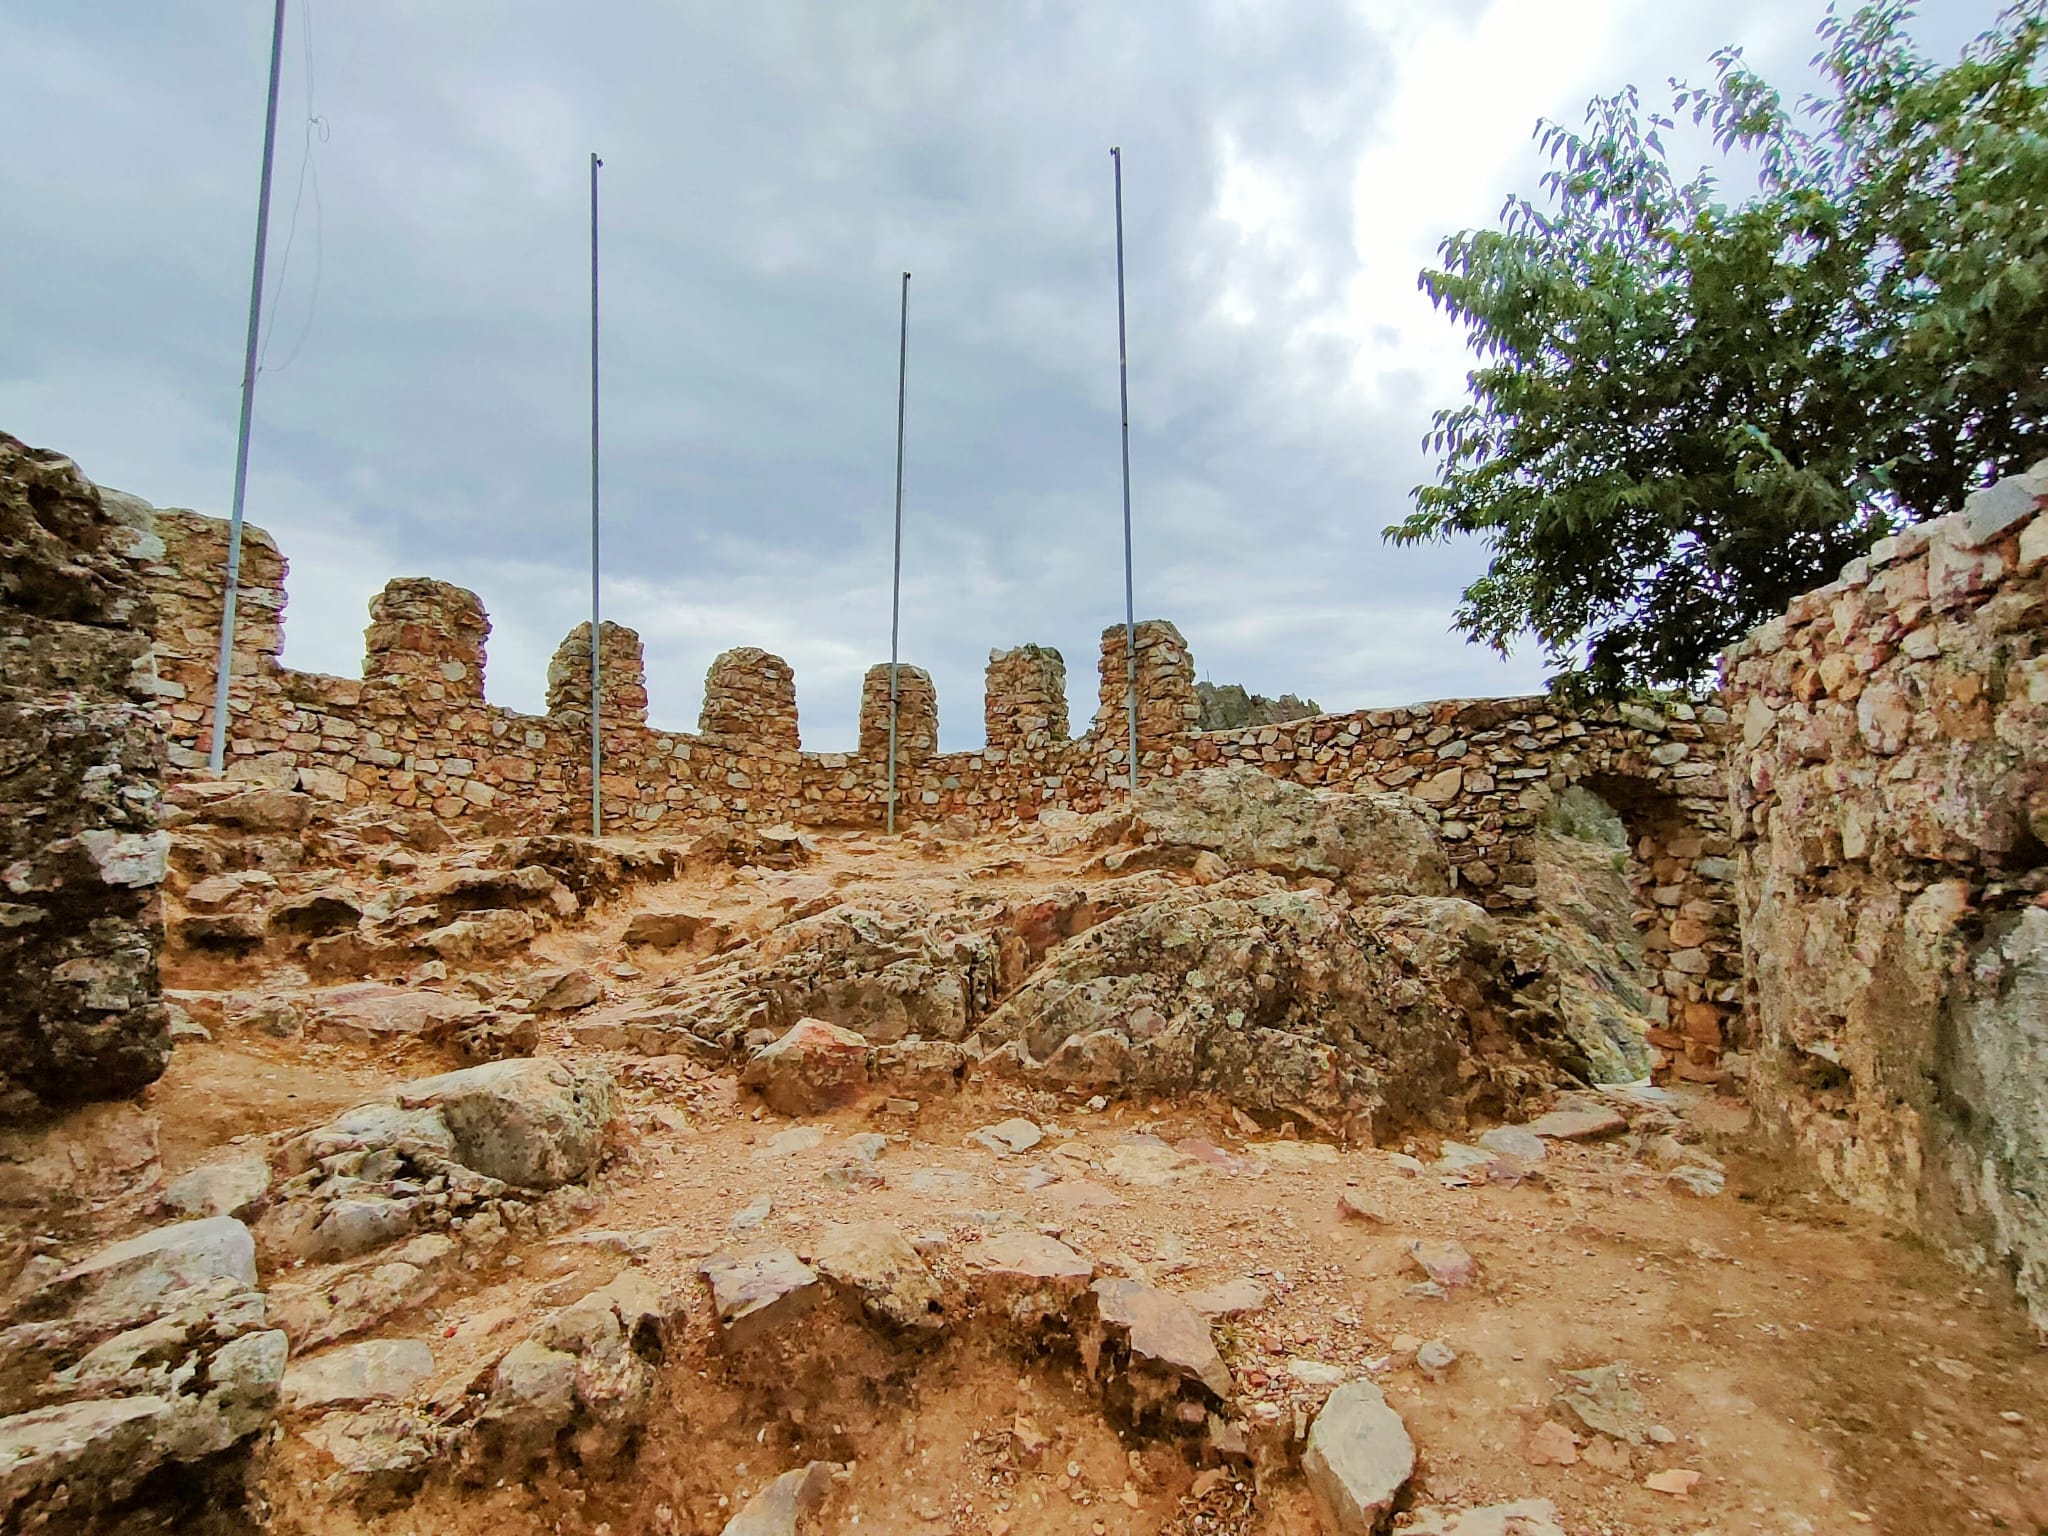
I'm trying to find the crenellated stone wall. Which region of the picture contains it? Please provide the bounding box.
[858,663,938,766]
[1725,461,2048,1324]
[136,503,1743,1056]
[985,644,1069,752]
[0,435,169,1119]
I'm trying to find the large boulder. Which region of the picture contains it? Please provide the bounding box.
[1124,765,1451,897]
[976,876,1541,1137]
[397,1057,614,1189]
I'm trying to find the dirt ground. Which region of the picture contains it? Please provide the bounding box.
[24,824,2048,1535]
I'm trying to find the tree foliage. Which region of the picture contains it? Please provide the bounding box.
[1389,1,2048,695]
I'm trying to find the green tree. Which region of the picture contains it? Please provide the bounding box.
[1389,1,2048,696]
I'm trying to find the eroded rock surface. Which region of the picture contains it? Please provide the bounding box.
[0,436,168,1118]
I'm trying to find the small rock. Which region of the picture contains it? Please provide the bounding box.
[698,1250,821,1348]
[1581,1436,1633,1475]
[1644,1468,1702,1497]
[1415,1340,1457,1380]
[969,1118,1044,1155]
[1405,1499,1567,1536]
[1301,1380,1415,1535]
[281,1338,435,1411]
[1526,1106,1627,1141]
[1286,1359,1350,1388]
[732,1196,773,1233]
[1089,1279,1232,1399]
[1407,1239,1476,1288]
[739,1019,870,1116]
[1523,1420,1579,1466]
[755,1126,824,1160]
[1337,1191,1386,1224]
[811,1222,945,1332]
[1647,1424,1677,1445]
[1667,1165,1725,1198]
[1555,1362,1649,1444]
[161,1157,271,1221]
[721,1460,840,1536]
[530,968,602,1013]
[1178,1278,1268,1319]
[1476,1126,1545,1163]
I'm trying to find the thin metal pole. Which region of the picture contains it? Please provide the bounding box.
[207,0,287,775]
[589,152,603,839]
[1112,147,1138,795]
[887,271,910,836]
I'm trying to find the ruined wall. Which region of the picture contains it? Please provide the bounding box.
[0,435,168,1119]
[1724,461,2048,1323]
[141,507,1742,1051]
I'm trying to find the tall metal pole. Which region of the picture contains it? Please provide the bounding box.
[207,0,288,775]
[1111,147,1139,795]
[886,272,910,836]
[589,152,603,840]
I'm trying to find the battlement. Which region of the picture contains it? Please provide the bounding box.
[137,505,1741,1060]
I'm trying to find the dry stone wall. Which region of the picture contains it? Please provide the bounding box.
[0,434,169,1119]
[138,506,1742,1056]
[1724,461,2048,1324]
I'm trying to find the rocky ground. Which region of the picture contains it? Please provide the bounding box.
[2,769,2044,1535]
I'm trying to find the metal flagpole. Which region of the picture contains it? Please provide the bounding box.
[886,271,910,836]
[207,0,288,775]
[589,152,603,839]
[1111,147,1138,796]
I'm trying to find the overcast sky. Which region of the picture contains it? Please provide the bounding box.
[0,1,2001,750]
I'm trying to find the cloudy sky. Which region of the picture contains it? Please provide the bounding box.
[0,1,2001,750]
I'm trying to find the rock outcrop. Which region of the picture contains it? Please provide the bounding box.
[257,1059,615,1265]
[0,435,167,1118]
[468,1270,679,1470]
[1121,764,1452,897]
[0,1217,285,1526]
[976,874,1550,1136]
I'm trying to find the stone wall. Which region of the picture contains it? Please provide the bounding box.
[0,435,168,1119]
[1724,461,2048,1324]
[138,504,1743,1052]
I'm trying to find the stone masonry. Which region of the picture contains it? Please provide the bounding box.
[0,434,169,1118]
[134,503,1744,1060]
[1724,460,2048,1325]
